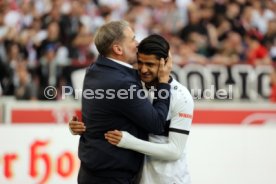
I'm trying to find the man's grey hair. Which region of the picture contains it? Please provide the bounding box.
[94,20,130,56]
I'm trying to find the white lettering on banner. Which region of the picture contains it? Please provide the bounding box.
[231,64,256,99]
[174,64,273,100]
[255,66,273,99]
[206,64,229,98]
[64,64,273,101]
[178,64,206,98]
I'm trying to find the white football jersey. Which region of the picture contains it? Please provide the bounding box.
[117,78,194,184]
[139,79,193,184]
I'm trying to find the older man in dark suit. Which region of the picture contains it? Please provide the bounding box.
[78,20,172,184]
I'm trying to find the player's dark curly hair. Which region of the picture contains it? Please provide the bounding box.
[137,34,170,60]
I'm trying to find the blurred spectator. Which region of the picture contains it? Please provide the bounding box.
[41,1,62,29]
[29,17,47,48]
[37,44,62,100]
[36,20,64,100]
[152,0,186,35]
[167,35,183,65]
[37,21,62,59]
[245,29,271,66]
[17,29,36,72]
[215,16,232,41]
[223,1,243,36]
[20,1,36,29]
[0,57,10,95]
[0,11,8,62]
[214,0,228,16]
[0,42,23,96]
[178,5,208,42]
[178,4,217,57]
[59,0,82,48]
[71,24,94,63]
[3,3,21,30]
[98,0,128,20]
[0,0,275,101]
[33,0,52,17]
[14,61,37,100]
[62,23,94,91]
[251,1,275,34]
[263,19,276,62]
[239,5,254,36]
[211,32,244,66]
[124,1,152,41]
[176,36,209,66]
[92,5,113,30]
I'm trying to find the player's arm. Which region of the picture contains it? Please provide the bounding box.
[105,130,188,161]
[105,93,194,161]
[69,116,86,135]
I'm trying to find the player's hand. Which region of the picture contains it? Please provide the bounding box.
[158,51,172,83]
[69,115,86,135]
[104,130,122,145]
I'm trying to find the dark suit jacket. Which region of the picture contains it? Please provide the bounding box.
[79,55,170,178]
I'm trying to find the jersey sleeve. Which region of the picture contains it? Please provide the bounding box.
[169,88,194,134]
[116,86,194,161]
[117,131,188,161]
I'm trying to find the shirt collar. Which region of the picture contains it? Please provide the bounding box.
[107,57,133,69]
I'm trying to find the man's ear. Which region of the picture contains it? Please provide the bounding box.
[112,44,123,55]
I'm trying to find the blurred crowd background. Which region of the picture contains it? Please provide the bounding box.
[0,0,275,101]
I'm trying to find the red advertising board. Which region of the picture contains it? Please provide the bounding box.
[193,109,276,124]
[10,109,82,124]
[5,103,276,125]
